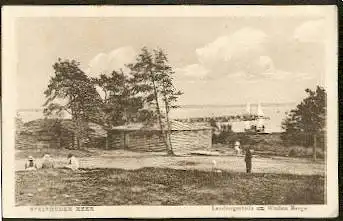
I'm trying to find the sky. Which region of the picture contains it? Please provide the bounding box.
[16,15,328,109]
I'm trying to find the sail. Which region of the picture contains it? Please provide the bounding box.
[257,118,264,128]
[244,120,251,130]
[246,103,251,114]
[257,103,264,116]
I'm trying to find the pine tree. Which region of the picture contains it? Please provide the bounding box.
[154,48,183,155]
[92,69,145,128]
[282,86,326,151]
[44,58,101,149]
[127,47,172,154]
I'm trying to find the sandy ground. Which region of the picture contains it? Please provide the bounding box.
[16,149,325,175]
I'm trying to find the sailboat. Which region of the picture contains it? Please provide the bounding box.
[257,103,264,117]
[244,103,251,131]
[257,103,265,133]
[246,102,251,115]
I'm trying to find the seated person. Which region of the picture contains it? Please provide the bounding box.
[41,154,54,169]
[64,154,79,171]
[25,156,37,170]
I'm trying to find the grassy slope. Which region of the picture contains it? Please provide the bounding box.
[16,148,99,159]
[16,168,324,206]
[214,133,325,159]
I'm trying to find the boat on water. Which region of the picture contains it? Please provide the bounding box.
[244,102,267,134]
[256,103,265,133]
[257,103,264,117]
[244,103,251,130]
[246,102,251,115]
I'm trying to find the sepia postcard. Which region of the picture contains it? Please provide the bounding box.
[1,5,338,218]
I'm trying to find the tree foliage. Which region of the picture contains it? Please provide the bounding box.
[43,47,182,153]
[92,70,146,129]
[281,86,326,148]
[153,48,183,154]
[43,58,102,148]
[127,47,183,155]
[15,113,24,134]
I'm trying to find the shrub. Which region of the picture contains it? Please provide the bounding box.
[287,145,324,159]
[281,86,326,147]
[288,149,297,157]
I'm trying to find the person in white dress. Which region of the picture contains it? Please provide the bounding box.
[65,154,79,171]
[234,141,242,155]
[41,154,54,169]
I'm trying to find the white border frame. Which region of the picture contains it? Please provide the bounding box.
[1,5,338,218]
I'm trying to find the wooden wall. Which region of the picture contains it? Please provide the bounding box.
[107,129,212,154]
[171,129,212,155]
[16,129,74,149]
[126,131,165,152]
[107,131,125,149]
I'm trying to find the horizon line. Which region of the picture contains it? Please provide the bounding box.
[179,102,297,108]
[17,102,297,112]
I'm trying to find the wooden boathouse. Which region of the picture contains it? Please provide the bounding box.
[107,120,212,155]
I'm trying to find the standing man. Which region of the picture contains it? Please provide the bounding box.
[245,147,252,173]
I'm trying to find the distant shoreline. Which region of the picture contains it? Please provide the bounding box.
[17,102,297,112]
[179,102,297,109]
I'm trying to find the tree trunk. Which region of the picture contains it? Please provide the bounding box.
[163,95,174,155]
[123,132,127,149]
[105,133,109,150]
[77,137,80,149]
[150,71,171,155]
[72,115,81,150]
[75,118,81,149]
[57,137,61,149]
[166,123,174,155]
[313,134,317,161]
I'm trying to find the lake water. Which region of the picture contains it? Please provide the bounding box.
[169,103,296,133]
[18,103,297,133]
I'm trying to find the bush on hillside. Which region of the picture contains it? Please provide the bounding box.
[281,86,326,149]
[212,131,258,147]
[287,146,324,159]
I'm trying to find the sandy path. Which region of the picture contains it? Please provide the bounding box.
[16,150,325,176]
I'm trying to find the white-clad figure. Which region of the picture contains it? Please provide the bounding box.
[234,141,242,155]
[212,160,217,170]
[212,159,222,173]
[65,154,79,171]
[41,154,55,169]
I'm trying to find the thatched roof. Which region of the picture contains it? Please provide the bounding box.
[21,119,75,134]
[21,119,107,137]
[110,120,211,132]
[88,122,107,137]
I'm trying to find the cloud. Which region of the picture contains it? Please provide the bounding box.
[294,72,314,81]
[86,46,136,77]
[176,27,271,80]
[175,64,209,79]
[177,27,315,83]
[196,27,268,65]
[293,20,325,43]
[227,69,313,84]
[245,55,275,79]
